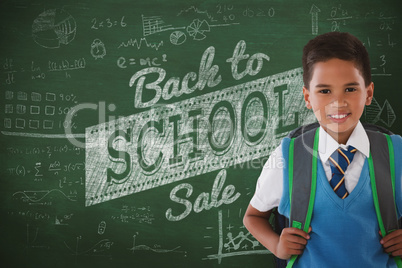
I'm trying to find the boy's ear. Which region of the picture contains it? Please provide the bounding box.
[303,86,312,109]
[365,82,374,106]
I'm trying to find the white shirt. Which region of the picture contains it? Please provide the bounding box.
[250,121,370,212]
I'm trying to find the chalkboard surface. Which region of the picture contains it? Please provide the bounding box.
[1,0,401,267]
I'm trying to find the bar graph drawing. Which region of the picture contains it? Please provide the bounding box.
[204,210,269,264]
[142,15,184,36]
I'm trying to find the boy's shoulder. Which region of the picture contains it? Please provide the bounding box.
[286,122,320,139]
[280,122,319,150]
[390,134,402,158]
[390,133,402,142]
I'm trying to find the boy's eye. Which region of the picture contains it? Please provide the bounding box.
[319,89,330,94]
[345,87,356,92]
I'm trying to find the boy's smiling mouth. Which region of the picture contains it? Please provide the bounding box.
[329,113,350,119]
[327,113,351,122]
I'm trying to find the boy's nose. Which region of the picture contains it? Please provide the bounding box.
[331,96,347,107]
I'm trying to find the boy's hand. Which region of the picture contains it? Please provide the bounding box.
[381,230,402,257]
[275,227,312,260]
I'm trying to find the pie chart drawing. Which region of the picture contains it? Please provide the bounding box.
[170,31,186,45]
[32,9,77,49]
[186,19,210,41]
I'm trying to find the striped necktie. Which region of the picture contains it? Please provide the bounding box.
[328,146,357,199]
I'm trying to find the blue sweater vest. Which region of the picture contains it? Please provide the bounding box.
[278,135,402,268]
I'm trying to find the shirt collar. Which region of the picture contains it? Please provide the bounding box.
[318,121,370,163]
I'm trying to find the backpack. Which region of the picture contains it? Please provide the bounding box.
[272,122,402,268]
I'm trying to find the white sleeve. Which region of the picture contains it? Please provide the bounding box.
[249,144,284,212]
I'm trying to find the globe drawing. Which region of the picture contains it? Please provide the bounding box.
[32,9,76,49]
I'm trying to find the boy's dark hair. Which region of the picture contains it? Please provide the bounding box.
[302,32,371,89]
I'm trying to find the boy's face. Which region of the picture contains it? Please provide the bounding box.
[303,58,374,144]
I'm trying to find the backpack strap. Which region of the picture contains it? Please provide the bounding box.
[366,131,402,267]
[288,127,319,231]
[367,131,399,234]
[287,127,319,268]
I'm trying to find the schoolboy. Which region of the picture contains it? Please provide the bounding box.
[243,32,402,267]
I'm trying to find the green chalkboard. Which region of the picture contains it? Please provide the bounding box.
[0,0,401,267]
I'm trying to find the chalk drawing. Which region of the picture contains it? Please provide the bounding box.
[111,212,154,224]
[27,224,39,247]
[43,120,54,129]
[13,210,51,221]
[91,16,127,30]
[55,214,73,226]
[55,216,66,225]
[29,120,40,129]
[59,93,78,103]
[17,91,27,100]
[49,161,61,175]
[11,164,27,177]
[32,9,76,49]
[142,15,184,36]
[16,104,26,114]
[177,6,218,22]
[117,55,166,68]
[64,236,113,259]
[46,93,56,101]
[203,210,268,264]
[30,106,40,115]
[187,19,210,40]
[386,34,396,48]
[4,118,11,128]
[12,189,77,203]
[45,106,55,116]
[224,231,259,251]
[2,57,84,82]
[165,169,240,221]
[35,162,43,177]
[16,118,25,129]
[378,13,396,31]
[5,91,13,100]
[48,57,86,72]
[26,224,50,250]
[98,221,106,235]
[117,37,164,51]
[186,19,239,41]
[1,89,84,137]
[110,205,154,224]
[371,55,393,77]
[127,233,185,255]
[128,44,222,108]
[364,97,396,127]
[241,6,275,18]
[5,104,13,114]
[141,14,237,42]
[31,92,41,101]
[170,31,187,45]
[59,176,84,188]
[85,67,315,206]
[310,5,321,35]
[0,131,85,139]
[327,4,352,32]
[91,39,107,60]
